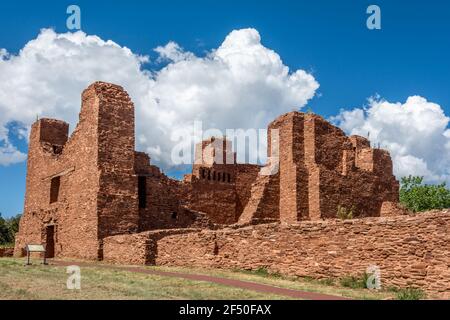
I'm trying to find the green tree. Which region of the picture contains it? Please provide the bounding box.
[400,176,450,212]
[6,214,21,241]
[0,213,10,244]
[0,213,21,245]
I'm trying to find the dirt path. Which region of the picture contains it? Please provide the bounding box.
[53,260,349,300]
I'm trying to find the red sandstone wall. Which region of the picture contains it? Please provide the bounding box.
[153,211,450,299]
[15,86,102,259]
[96,84,139,239]
[14,83,405,269]
[238,173,280,224]
[182,179,237,225]
[254,112,399,222]
[141,176,213,230]
[103,232,155,265]
[15,82,140,260]
[234,164,261,220]
[274,112,309,222]
[184,138,262,225]
[103,229,202,265]
[182,163,262,225]
[133,152,213,230]
[140,174,184,229]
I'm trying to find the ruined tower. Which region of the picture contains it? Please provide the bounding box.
[15,82,139,259]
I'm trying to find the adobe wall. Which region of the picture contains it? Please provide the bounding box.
[96,83,139,240]
[148,211,450,298]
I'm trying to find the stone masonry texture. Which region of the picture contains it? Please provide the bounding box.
[105,211,450,299]
[14,82,448,298]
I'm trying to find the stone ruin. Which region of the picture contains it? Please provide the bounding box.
[14,82,449,298]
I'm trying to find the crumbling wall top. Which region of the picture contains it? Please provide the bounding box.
[34,118,69,147]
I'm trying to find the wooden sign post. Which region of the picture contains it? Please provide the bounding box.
[25,244,47,265]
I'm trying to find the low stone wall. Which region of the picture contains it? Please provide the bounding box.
[103,229,201,265]
[0,247,14,257]
[154,211,449,299]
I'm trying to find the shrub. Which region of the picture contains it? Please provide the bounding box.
[340,274,368,289]
[236,267,283,278]
[318,278,335,286]
[337,205,354,220]
[400,176,450,212]
[396,287,426,300]
[253,267,270,276]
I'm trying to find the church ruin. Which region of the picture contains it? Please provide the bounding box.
[14,82,449,298]
[14,81,399,259]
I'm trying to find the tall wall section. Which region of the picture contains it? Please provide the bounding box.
[95,83,139,240]
[15,85,102,259]
[307,115,399,219]
[14,82,140,259]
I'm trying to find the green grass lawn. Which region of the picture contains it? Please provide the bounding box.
[0,258,414,300]
[146,265,398,300]
[0,258,287,300]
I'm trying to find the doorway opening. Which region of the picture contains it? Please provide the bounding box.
[46,225,55,258]
[50,176,60,204]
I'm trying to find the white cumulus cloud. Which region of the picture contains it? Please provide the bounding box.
[0,28,319,167]
[0,125,27,165]
[333,96,450,184]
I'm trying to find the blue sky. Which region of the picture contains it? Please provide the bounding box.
[1,0,450,217]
